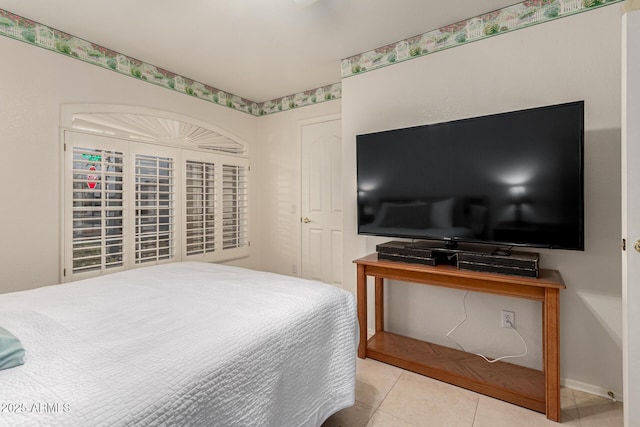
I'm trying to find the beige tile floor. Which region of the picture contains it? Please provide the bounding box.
[323,358,623,427]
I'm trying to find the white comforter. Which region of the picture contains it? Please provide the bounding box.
[0,262,358,427]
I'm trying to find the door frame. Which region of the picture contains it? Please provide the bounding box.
[297,113,342,281]
[622,9,639,425]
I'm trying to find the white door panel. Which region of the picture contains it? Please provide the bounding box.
[301,119,342,286]
[307,228,324,281]
[331,229,343,285]
[623,10,640,425]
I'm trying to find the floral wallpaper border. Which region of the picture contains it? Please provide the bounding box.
[0,1,622,116]
[257,83,342,115]
[342,0,623,78]
[0,8,341,116]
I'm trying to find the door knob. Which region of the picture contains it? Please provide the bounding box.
[635,240,640,253]
[302,217,311,223]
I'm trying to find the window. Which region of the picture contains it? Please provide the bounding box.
[181,150,248,264]
[70,146,124,274]
[222,164,248,249]
[135,154,175,263]
[64,128,249,282]
[185,160,216,256]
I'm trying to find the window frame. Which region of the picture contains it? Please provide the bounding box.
[62,130,249,282]
[64,134,129,280]
[181,149,249,264]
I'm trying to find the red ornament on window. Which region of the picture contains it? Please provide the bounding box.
[87,165,98,189]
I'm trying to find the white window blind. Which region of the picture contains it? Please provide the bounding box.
[135,154,175,264]
[71,146,124,273]
[185,161,216,255]
[222,164,248,250]
[65,130,248,282]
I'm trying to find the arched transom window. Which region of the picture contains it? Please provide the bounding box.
[61,106,249,282]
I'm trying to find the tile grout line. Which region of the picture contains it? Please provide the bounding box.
[379,369,406,407]
[469,392,480,427]
[371,370,410,425]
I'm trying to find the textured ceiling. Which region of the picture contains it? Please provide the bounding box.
[0,0,518,102]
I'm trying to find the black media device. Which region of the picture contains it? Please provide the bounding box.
[356,101,585,251]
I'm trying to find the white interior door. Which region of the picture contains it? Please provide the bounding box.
[623,9,640,426]
[301,118,343,285]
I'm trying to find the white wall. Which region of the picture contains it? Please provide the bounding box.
[342,5,624,397]
[253,100,341,276]
[0,36,258,293]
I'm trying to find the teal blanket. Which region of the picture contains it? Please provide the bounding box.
[0,326,25,370]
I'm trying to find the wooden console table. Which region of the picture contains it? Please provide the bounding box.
[354,253,565,422]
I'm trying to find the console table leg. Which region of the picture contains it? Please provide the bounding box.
[357,264,367,358]
[545,287,561,422]
[375,277,384,333]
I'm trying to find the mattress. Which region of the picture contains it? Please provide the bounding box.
[0,262,358,427]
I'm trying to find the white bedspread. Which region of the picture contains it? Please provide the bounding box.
[0,262,358,427]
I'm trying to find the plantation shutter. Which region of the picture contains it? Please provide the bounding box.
[67,138,126,278]
[135,153,175,264]
[222,164,248,250]
[61,132,129,281]
[64,121,248,282]
[185,160,216,255]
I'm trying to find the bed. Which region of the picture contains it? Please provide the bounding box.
[0,262,358,427]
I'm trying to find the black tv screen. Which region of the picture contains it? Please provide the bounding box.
[356,101,584,250]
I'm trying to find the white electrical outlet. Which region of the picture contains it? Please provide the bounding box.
[502,310,515,328]
[292,264,297,274]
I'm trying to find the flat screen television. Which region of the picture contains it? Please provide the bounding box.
[356,101,584,251]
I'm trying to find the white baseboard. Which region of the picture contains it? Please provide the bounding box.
[562,378,622,402]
